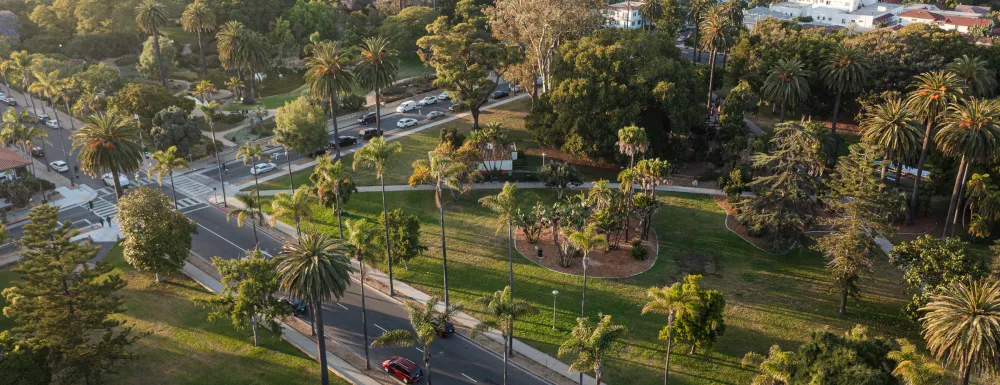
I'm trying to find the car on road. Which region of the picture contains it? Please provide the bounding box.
[491,90,509,99]
[30,147,43,158]
[396,100,417,113]
[37,114,49,123]
[49,161,69,173]
[358,112,378,125]
[45,119,60,129]
[382,356,423,384]
[308,147,331,158]
[249,162,277,175]
[436,92,450,101]
[102,173,130,188]
[418,96,438,106]
[436,320,455,337]
[396,118,418,128]
[4,98,16,106]
[360,128,383,140]
[0,92,5,99]
[333,135,358,147]
[280,296,309,316]
[448,104,465,113]
[426,111,445,120]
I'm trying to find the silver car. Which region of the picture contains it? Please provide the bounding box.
[426,111,445,120]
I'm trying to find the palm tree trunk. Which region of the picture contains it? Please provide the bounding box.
[360,258,371,369]
[335,192,343,239]
[439,185,450,308]
[908,120,935,225]
[381,175,394,296]
[692,28,699,65]
[507,218,514,295]
[197,30,208,76]
[664,313,674,385]
[152,28,168,88]
[169,172,179,210]
[249,74,257,105]
[287,156,294,193]
[251,159,262,208]
[625,155,634,241]
[374,82,382,132]
[951,165,970,237]
[209,121,227,207]
[63,99,76,186]
[779,104,786,122]
[830,91,842,166]
[960,363,971,385]
[111,168,125,202]
[895,162,903,187]
[294,218,301,237]
[706,49,717,111]
[502,326,509,385]
[839,283,848,314]
[330,96,341,159]
[581,257,588,317]
[251,222,259,244]
[943,156,967,239]
[155,272,163,283]
[425,349,433,385]
[721,51,728,71]
[879,154,889,181]
[314,298,331,385]
[251,315,260,346]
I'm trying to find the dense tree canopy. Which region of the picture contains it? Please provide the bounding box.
[379,6,437,55]
[151,106,201,154]
[108,83,194,122]
[118,186,198,282]
[273,96,328,155]
[284,0,340,47]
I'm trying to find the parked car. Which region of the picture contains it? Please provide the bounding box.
[396,118,418,128]
[436,92,450,101]
[382,356,423,384]
[37,114,49,123]
[396,100,417,113]
[249,162,277,175]
[308,147,331,158]
[436,320,455,337]
[4,98,16,106]
[0,92,5,99]
[360,128,383,140]
[426,111,445,120]
[418,96,438,106]
[280,296,309,316]
[448,104,466,113]
[102,173,130,188]
[358,112,378,125]
[30,147,43,158]
[491,90,509,99]
[333,135,358,147]
[49,160,69,173]
[45,119,60,129]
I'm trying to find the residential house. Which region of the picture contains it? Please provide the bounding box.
[606,1,647,30]
[897,8,993,34]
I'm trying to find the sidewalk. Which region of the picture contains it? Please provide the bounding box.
[251,181,735,197]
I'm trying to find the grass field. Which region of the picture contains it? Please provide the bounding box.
[262,189,915,385]
[1,245,349,385]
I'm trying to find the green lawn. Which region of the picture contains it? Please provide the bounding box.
[1,245,348,385]
[160,26,200,47]
[263,189,914,385]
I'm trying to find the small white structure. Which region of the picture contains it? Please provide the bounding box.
[743,6,795,30]
[897,8,993,33]
[606,1,647,30]
[766,0,991,33]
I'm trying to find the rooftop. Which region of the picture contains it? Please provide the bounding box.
[898,9,993,27]
[770,2,812,8]
[609,1,643,9]
[0,148,31,172]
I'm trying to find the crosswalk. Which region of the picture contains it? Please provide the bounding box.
[87,196,205,219]
[171,175,215,198]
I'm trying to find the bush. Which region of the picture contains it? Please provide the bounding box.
[219,113,247,125]
[116,55,139,67]
[177,53,201,70]
[630,241,648,260]
[340,94,366,112]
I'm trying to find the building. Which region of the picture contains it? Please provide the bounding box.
[743,6,795,30]
[606,1,647,30]
[897,8,993,33]
[766,0,991,33]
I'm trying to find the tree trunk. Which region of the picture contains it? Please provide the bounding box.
[251,222,259,244]
[951,165,970,237]
[286,157,294,193]
[830,91,842,166]
[425,349,433,385]
[210,120,227,207]
[692,27,700,65]
[502,331,509,385]
[381,176,394,295]
[330,95,341,159]
[251,316,260,346]
[360,259,371,369]
[169,172,179,210]
[251,159,262,208]
[249,75,257,105]
[879,154,888,181]
[664,313,674,385]
[335,192,343,239]
[314,299,331,385]
[895,162,903,187]
[507,219,514,296]
[472,106,481,130]
[439,184,450,307]
[959,363,971,385]
[239,73,251,104]
[706,49,717,112]
[152,28,168,88]
[839,284,848,314]
[908,120,935,225]
[779,104,786,122]
[63,99,76,186]
[197,30,208,76]
[155,272,163,283]
[943,156,967,239]
[581,258,588,317]
[375,85,382,131]
[111,168,125,202]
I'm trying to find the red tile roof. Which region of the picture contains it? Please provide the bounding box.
[0,147,31,171]
[899,9,993,28]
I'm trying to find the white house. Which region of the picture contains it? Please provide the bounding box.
[897,8,993,33]
[766,0,991,32]
[606,1,647,30]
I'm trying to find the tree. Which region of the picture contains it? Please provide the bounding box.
[417,14,521,129]
[352,136,402,292]
[558,314,628,385]
[285,0,340,46]
[888,339,948,385]
[181,0,216,76]
[108,83,194,121]
[356,36,398,133]
[275,232,354,385]
[859,97,922,181]
[274,96,328,188]
[568,224,606,317]
[935,98,1000,237]
[137,35,177,82]
[343,218,378,367]
[71,112,143,200]
[0,331,50,385]
[72,63,125,95]
[135,0,169,87]
[688,0,711,64]
[671,274,725,355]
[643,280,699,385]
[920,280,1000,385]
[378,6,437,54]
[237,142,271,207]
[904,71,965,225]
[639,0,664,30]
[216,21,272,104]
[311,157,356,239]
[119,186,198,283]
[270,185,316,236]
[947,55,994,97]
[479,182,524,295]
[147,145,190,210]
[150,106,200,154]
[821,45,870,149]
[890,235,989,319]
[761,57,810,122]
[790,326,899,385]
[617,125,649,167]
[194,80,217,104]
[304,40,354,158]
[371,296,462,385]
[539,162,583,199]
[470,286,536,385]
[376,208,427,270]
[741,345,794,385]
[700,5,734,110]
[227,192,266,244]
[200,249,290,347]
[2,205,139,384]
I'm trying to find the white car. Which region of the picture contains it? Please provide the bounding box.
[418,96,438,106]
[0,92,5,99]
[426,111,445,120]
[45,119,60,129]
[436,92,450,101]
[250,162,277,175]
[396,100,417,113]
[102,173,130,188]
[49,160,69,172]
[396,118,418,128]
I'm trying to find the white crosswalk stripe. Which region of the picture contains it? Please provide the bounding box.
[96,187,113,195]
[175,198,202,210]
[170,175,214,198]
[90,197,118,218]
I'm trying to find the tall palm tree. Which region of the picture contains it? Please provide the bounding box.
[225,76,244,103]
[905,71,965,225]
[887,339,947,385]
[935,98,1000,237]
[226,193,265,244]
[688,0,711,64]
[275,232,355,385]
[617,125,649,168]
[270,185,317,236]
[478,182,523,296]
[356,36,399,133]
[135,0,170,87]
[700,6,733,111]
[859,98,922,181]
[147,146,190,210]
[71,113,143,200]
[52,76,79,185]
[310,157,354,239]
[181,0,216,76]
[236,142,271,207]
[29,69,73,176]
[2,109,45,175]
[344,218,379,369]
[199,101,227,206]
[761,58,810,122]
[0,56,12,97]
[639,0,664,31]
[821,45,870,152]
[218,21,249,103]
[8,51,41,121]
[558,314,628,385]
[305,40,354,159]
[353,136,402,295]
[470,286,536,385]
[948,55,995,97]
[920,280,1000,385]
[568,224,607,318]
[642,282,697,385]
[240,30,272,103]
[371,296,463,385]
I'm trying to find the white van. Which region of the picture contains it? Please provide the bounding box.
[396,100,417,113]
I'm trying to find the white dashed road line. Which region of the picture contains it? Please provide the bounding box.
[461,373,477,383]
[373,323,387,333]
[336,303,348,310]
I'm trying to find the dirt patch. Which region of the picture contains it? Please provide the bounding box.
[675,252,718,276]
[713,196,785,253]
[514,219,657,278]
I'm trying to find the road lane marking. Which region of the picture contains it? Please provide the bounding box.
[415,347,423,353]
[336,303,348,310]
[196,223,250,253]
[180,205,211,214]
[461,373,477,383]
[374,323,387,333]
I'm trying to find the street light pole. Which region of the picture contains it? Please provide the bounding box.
[552,290,559,330]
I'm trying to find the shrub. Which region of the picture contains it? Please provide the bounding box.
[219,113,247,125]
[340,94,366,112]
[116,55,139,67]
[630,241,648,260]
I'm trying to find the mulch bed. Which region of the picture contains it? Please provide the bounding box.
[713,196,783,253]
[514,219,657,278]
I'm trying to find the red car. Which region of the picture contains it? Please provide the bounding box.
[382,356,423,384]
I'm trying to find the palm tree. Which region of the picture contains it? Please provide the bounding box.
[270,185,316,236]
[356,36,399,133]
[194,80,217,104]
[821,45,870,152]
[305,40,354,159]
[2,109,45,175]
[8,51,41,120]
[761,58,810,122]
[0,56,12,97]
[700,6,733,111]
[888,339,947,385]
[236,142,271,207]
[904,71,965,225]
[371,296,463,385]
[935,98,1000,237]
[948,55,995,97]
[275,232,355,385]
[353,136,402,295]
[859,98,922,181]
[240,30,272,103]
[135,0,170,87]
[639,0,664,31]
[218,21,248,103]
[741,345,794,385]
[344,218,379,369]
[199,101,227,206]
[225,76,244,103]
[617,125,649,168]
[568,224,607,318]
[226,193,265,244]
[558,314,628,385]
[51,76,79,185]
[30,69,74,176]
[688,0,711,64]
[310,157,354,239]
[181,0,216,76]
[478,182,523,295]
[470,286,536,385]
[71,113,143,200]
[642,282,697,385]
[147,146,190,210]
[920,280,1000,385]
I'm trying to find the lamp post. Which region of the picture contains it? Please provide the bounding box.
[552,290,559,330]
[542,153,546,167]
[213,187,218,204]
